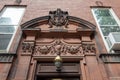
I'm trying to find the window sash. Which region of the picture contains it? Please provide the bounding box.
[93,8,118,26]
[0,7,25,25]
[0,25,16,34]
[0,6,25,52]
[0,34,12,50]
[100,25,120,36]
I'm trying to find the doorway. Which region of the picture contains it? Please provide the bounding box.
[36,76,80,80]
[35,62,80,80]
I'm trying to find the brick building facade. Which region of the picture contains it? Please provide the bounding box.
[0,0,120,80]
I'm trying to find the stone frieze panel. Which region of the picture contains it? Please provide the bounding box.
[34,39,83,56]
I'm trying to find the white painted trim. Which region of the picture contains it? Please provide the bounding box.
[6,8,25,53]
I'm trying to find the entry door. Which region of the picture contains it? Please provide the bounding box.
[36,62,80,80]
[45,78,79,80]
[37,77,80,80]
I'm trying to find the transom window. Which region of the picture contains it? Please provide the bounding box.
[92,8,120,52]
[0,6,25,52]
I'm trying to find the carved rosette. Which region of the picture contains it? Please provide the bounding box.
[82,42,96,54]
[22,41,35,53]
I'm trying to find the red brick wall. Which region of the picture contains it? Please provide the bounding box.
[0,0,120,80]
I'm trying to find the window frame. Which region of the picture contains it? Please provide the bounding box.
[91,8,120,52]
[0,6,25,53]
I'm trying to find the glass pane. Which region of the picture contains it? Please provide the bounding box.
[0,17,12,25]
[0,7,25,25]
[98,17,117,25]
[101,26,120,36]
[0,25,15,33]
[94,9,111,17]
[0,34,12,50]
[93,8,118,25]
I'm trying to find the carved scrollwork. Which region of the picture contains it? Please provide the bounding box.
[22,41,34,53]
[82,43,96,53]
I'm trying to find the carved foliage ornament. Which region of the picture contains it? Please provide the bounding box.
[22,41,34,53]
[35,45,51,54]
[67,45,81,54]
[48,8,69,28]
[34,40,82,55]
[82,43,96,53]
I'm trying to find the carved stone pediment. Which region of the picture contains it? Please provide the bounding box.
[21,9,95,38]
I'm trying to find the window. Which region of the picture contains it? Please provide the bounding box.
[0,6,25,52]
[92,8,120,52]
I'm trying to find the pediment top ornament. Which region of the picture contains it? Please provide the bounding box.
[48,8,69,28]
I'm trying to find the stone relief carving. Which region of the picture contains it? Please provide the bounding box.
[35,45,51,54]
[48,8,69,28]
[22,41,34,53]
[34,40,96,56]
[82,43,96,53]
[34,39,82,56]
[67,45,81,54]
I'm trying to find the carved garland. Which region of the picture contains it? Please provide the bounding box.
[34,40,96,56]
[21,40,96,56]
[34,40,82,56]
